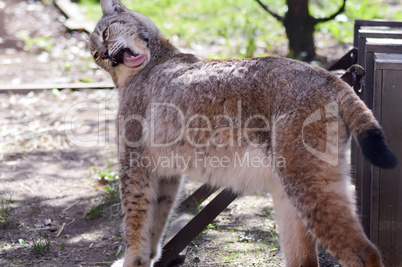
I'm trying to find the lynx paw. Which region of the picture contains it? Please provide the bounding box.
[359,245,383,267]
[121,252,151,267]
[111,258,124,267]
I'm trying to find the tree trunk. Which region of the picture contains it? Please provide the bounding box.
[283,0,316,61]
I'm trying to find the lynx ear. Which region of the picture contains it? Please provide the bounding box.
[100,0,127,16]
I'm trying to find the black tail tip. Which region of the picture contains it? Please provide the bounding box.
[359,129,398,169]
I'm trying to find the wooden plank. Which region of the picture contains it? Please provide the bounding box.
[176,184,218,213]
[156,188,237,267]
[54,0,86,20]
[354,19,402,47]
[0,82,114,93]
[379,69,402,266]
[371,56,383,245]
[54,0,96,33]
[375,53,402,70]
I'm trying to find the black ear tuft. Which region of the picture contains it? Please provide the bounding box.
[359,129,398,169]
[100,0,127,16]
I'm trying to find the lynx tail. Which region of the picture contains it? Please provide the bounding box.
[358,129,398,169]
[338,86,398,169]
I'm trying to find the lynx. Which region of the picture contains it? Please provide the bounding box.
[89,1,397,266]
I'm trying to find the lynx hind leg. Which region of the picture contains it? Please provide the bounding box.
[149,177,181,263]
[278,161,383,267]
[119,166,159,267]
[270,176,318,266]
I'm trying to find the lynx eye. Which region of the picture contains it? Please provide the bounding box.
[93,51,100,60]
[102,29,109,40]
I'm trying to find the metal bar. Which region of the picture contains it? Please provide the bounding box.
[156,188,238,267]
[176,184,218,213]
[327,48,357,71]
[339,64,365,93]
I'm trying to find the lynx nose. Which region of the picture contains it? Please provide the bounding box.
[100,50,109,60]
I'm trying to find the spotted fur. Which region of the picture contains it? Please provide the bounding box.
[90,1,397,266]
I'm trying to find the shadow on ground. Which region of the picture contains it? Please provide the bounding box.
[0,148,123,266]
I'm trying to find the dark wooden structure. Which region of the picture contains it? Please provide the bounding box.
[351,19,402,266]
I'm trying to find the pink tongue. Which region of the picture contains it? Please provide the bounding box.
[123,52,147,68]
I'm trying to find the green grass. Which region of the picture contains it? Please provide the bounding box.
[78,0,286,58]
[17,31,54,52]
[18,238,29,246]
[104,182,120,203]
[95,163,120,204]
[78,0,402,59]
[93,162,118,181]
[0,193,13,222]
[315,0,402,44]
[86,164,120,219]
[32,233,51,257]
[219,250,239,262]
[85,203,106,219]
[268,229,280,251]
[29,202,41,213]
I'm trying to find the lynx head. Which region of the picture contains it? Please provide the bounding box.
[89,0,162,84]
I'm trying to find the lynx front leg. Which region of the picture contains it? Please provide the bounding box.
[149,177,181,263]
[120,166,157,267]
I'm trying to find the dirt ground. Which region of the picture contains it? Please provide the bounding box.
[0,89,123,266]
[0,0,109,85]
[0,88,285,266]
[0,0,344,266]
